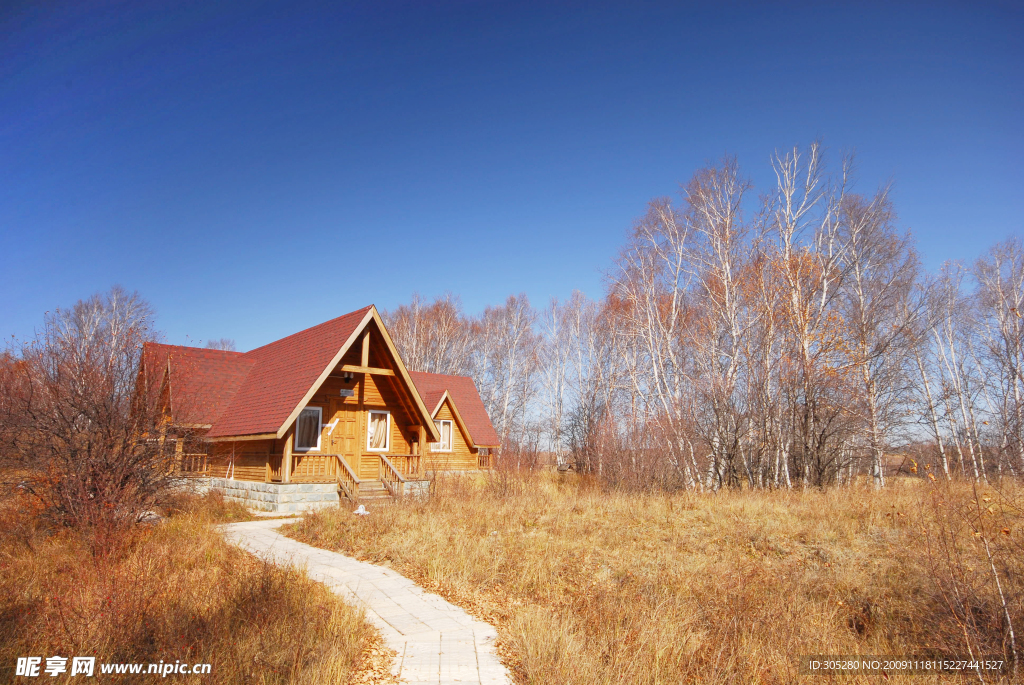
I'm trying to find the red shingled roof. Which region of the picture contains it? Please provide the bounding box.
[143,307,373,437]
[143,306,492,444]
[142,344,254,426]
[408,371,500,447]
[208,306,372,437]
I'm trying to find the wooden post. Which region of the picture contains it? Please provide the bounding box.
[283,431,293,483]
[361,330,370,367]
[407,426,419,455]
[417,425,426,476]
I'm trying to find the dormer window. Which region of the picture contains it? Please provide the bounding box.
[431,420,452,452]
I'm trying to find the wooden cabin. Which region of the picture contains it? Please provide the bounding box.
[141,305,499,510]
[409,371,500,470]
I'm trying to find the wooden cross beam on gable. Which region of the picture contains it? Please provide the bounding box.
[336,329,395,376]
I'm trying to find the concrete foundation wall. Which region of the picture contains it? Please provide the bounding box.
[189,478,341,513]
[185,477,431,511]
[406,479,430,498]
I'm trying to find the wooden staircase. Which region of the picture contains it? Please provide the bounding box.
[286,453,426,505]
[352,480,393,502]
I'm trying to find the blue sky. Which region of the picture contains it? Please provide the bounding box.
[1,1,1021,350]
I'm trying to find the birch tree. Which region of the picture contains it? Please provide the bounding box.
[838,190,919,488]
[974,238,1024,475]
[768,143,855,486]
[384,293,472,375]
[680,158,759,488]
[469,294,541,448]
[611,197,701,487]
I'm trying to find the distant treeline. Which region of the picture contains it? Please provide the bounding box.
[384,142,1024,490]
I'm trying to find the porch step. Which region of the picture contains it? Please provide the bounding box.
[339,478,429,504]
[344,480,395,503]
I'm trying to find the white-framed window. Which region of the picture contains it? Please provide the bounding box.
[431,420,453,452]
[295,406,322,452]
[367,410,390,452]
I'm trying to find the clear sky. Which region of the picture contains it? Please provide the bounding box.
[2,1,1021,351]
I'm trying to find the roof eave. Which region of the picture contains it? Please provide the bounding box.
[207,433,278,443]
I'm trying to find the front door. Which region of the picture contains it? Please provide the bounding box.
[329,399,359,473]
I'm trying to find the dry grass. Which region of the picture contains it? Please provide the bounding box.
[0,490,385,684]
[289,472,1022,684]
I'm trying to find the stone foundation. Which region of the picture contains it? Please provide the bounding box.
[190,478,341,513]
[405,479,430,498]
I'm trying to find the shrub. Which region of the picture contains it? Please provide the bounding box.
[0,492,377,684]
[0,288,177,550]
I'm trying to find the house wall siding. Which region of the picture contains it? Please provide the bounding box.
[207,439,274,481]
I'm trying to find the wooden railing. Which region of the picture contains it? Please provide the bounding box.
[477,453,494,470]
[276,452,424,500]
[178,453,209,476]
[385,454,422,479]
[290,453,339,482]
[379,454,406,498]
[335,455,361,503]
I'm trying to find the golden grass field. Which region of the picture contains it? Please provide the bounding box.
[0,491,392,684]
[289,472,1022,684]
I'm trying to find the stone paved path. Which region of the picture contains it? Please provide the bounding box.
[222,519,512,685]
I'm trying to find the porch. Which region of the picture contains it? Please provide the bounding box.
[180,450,431,510]
[180,450,494,482]
[274,452,427,503]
